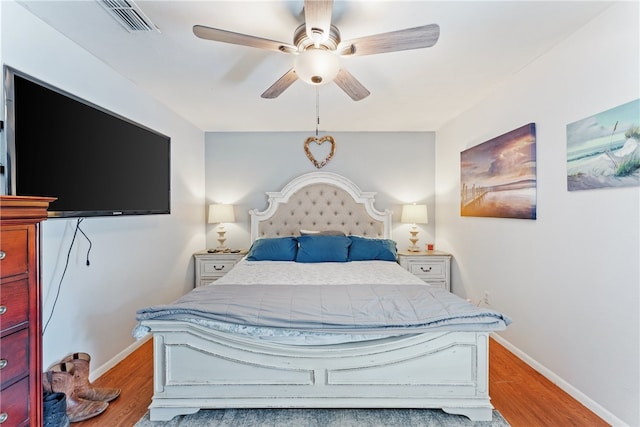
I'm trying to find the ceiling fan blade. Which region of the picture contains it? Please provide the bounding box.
[193,25,296,54]
[261,69,299,99]
[333,68,370,101]
[339,24,440,56]
[304,0,333,46]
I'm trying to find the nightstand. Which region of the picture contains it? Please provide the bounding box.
[397,250,452,291]
[193,250,247,287]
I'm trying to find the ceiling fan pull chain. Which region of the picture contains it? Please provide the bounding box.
[304,85,336,170]
[315,86,320,137]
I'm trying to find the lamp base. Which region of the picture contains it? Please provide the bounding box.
[216,226,228,252]
[408,227,421,252]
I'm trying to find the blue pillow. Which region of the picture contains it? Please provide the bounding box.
[295,235,351,263]
[246,237,298,261]
[348,236,397,261]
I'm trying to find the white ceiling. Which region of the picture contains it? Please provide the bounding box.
[17,1,612,132]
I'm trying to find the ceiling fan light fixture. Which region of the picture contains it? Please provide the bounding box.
[193,1,439,101]
[294,48,341,86]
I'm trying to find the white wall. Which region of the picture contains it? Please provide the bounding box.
[204,132,435,251]
[1,1,206,371]
[435,3,639,426]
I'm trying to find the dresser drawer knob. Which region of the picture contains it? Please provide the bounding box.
[213,265,225,271]
[0,360,6,369]
[0,413,8,424]
[0,306,6,315]
[0,251,5,260]
[420,266,432,272]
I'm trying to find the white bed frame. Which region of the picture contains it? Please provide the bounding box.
[144,172,495,422]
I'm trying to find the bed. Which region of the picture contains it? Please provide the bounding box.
[136,172,510,422]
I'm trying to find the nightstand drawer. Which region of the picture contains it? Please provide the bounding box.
[200,261,236,277]
[407,261,446,280]
[397,250,451,292]
[198,279,218,288]
[193,251,247,287]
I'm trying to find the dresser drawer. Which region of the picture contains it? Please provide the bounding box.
[0,328,29,388]
[407,261,446,280]
[0,375,29,426]
[0,279,29,332]
[0,229,29,279]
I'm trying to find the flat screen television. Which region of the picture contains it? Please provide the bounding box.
[3,67,171,218]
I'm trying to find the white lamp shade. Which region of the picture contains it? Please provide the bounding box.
[401,204,428,224]
[294,49,341,85]
[208,204,235,224]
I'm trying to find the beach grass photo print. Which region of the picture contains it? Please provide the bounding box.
[461,123,537,219]
[566,99,640,191]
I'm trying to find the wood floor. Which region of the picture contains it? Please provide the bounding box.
[74,338,609,427]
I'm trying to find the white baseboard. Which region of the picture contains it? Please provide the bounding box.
[491,334,626,427]
[88,335,151,382]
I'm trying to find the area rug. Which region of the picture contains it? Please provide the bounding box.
[134,408,510,426]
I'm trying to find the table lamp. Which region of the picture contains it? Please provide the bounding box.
[208,204,235,252]
[401,203,428,252]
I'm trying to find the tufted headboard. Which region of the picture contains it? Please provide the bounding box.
[249,172,392,242]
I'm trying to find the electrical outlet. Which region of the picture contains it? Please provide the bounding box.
[482,290,490,305]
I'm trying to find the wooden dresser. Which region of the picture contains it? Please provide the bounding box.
[0,196,54,427]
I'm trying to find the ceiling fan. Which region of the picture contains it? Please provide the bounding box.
[193,0,440,101]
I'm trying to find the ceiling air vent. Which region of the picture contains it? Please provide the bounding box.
[98,0,159,33]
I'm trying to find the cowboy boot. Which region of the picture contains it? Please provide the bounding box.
[43,362,109,423]
[60,352,120,402]
[43,391,70,427]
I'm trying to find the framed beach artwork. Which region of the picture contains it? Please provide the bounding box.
[566,99,639,191]
[460,123,537,219]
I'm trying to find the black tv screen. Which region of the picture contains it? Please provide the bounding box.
[4,68,170,218]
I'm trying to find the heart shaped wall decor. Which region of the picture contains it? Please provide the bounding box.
[304,136,336,169]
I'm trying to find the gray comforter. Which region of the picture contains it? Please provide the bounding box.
[136,284,511,334]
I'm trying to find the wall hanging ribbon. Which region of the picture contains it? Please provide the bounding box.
[304,87,335,169]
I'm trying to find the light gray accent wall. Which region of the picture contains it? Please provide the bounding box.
[204,132,436,252]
